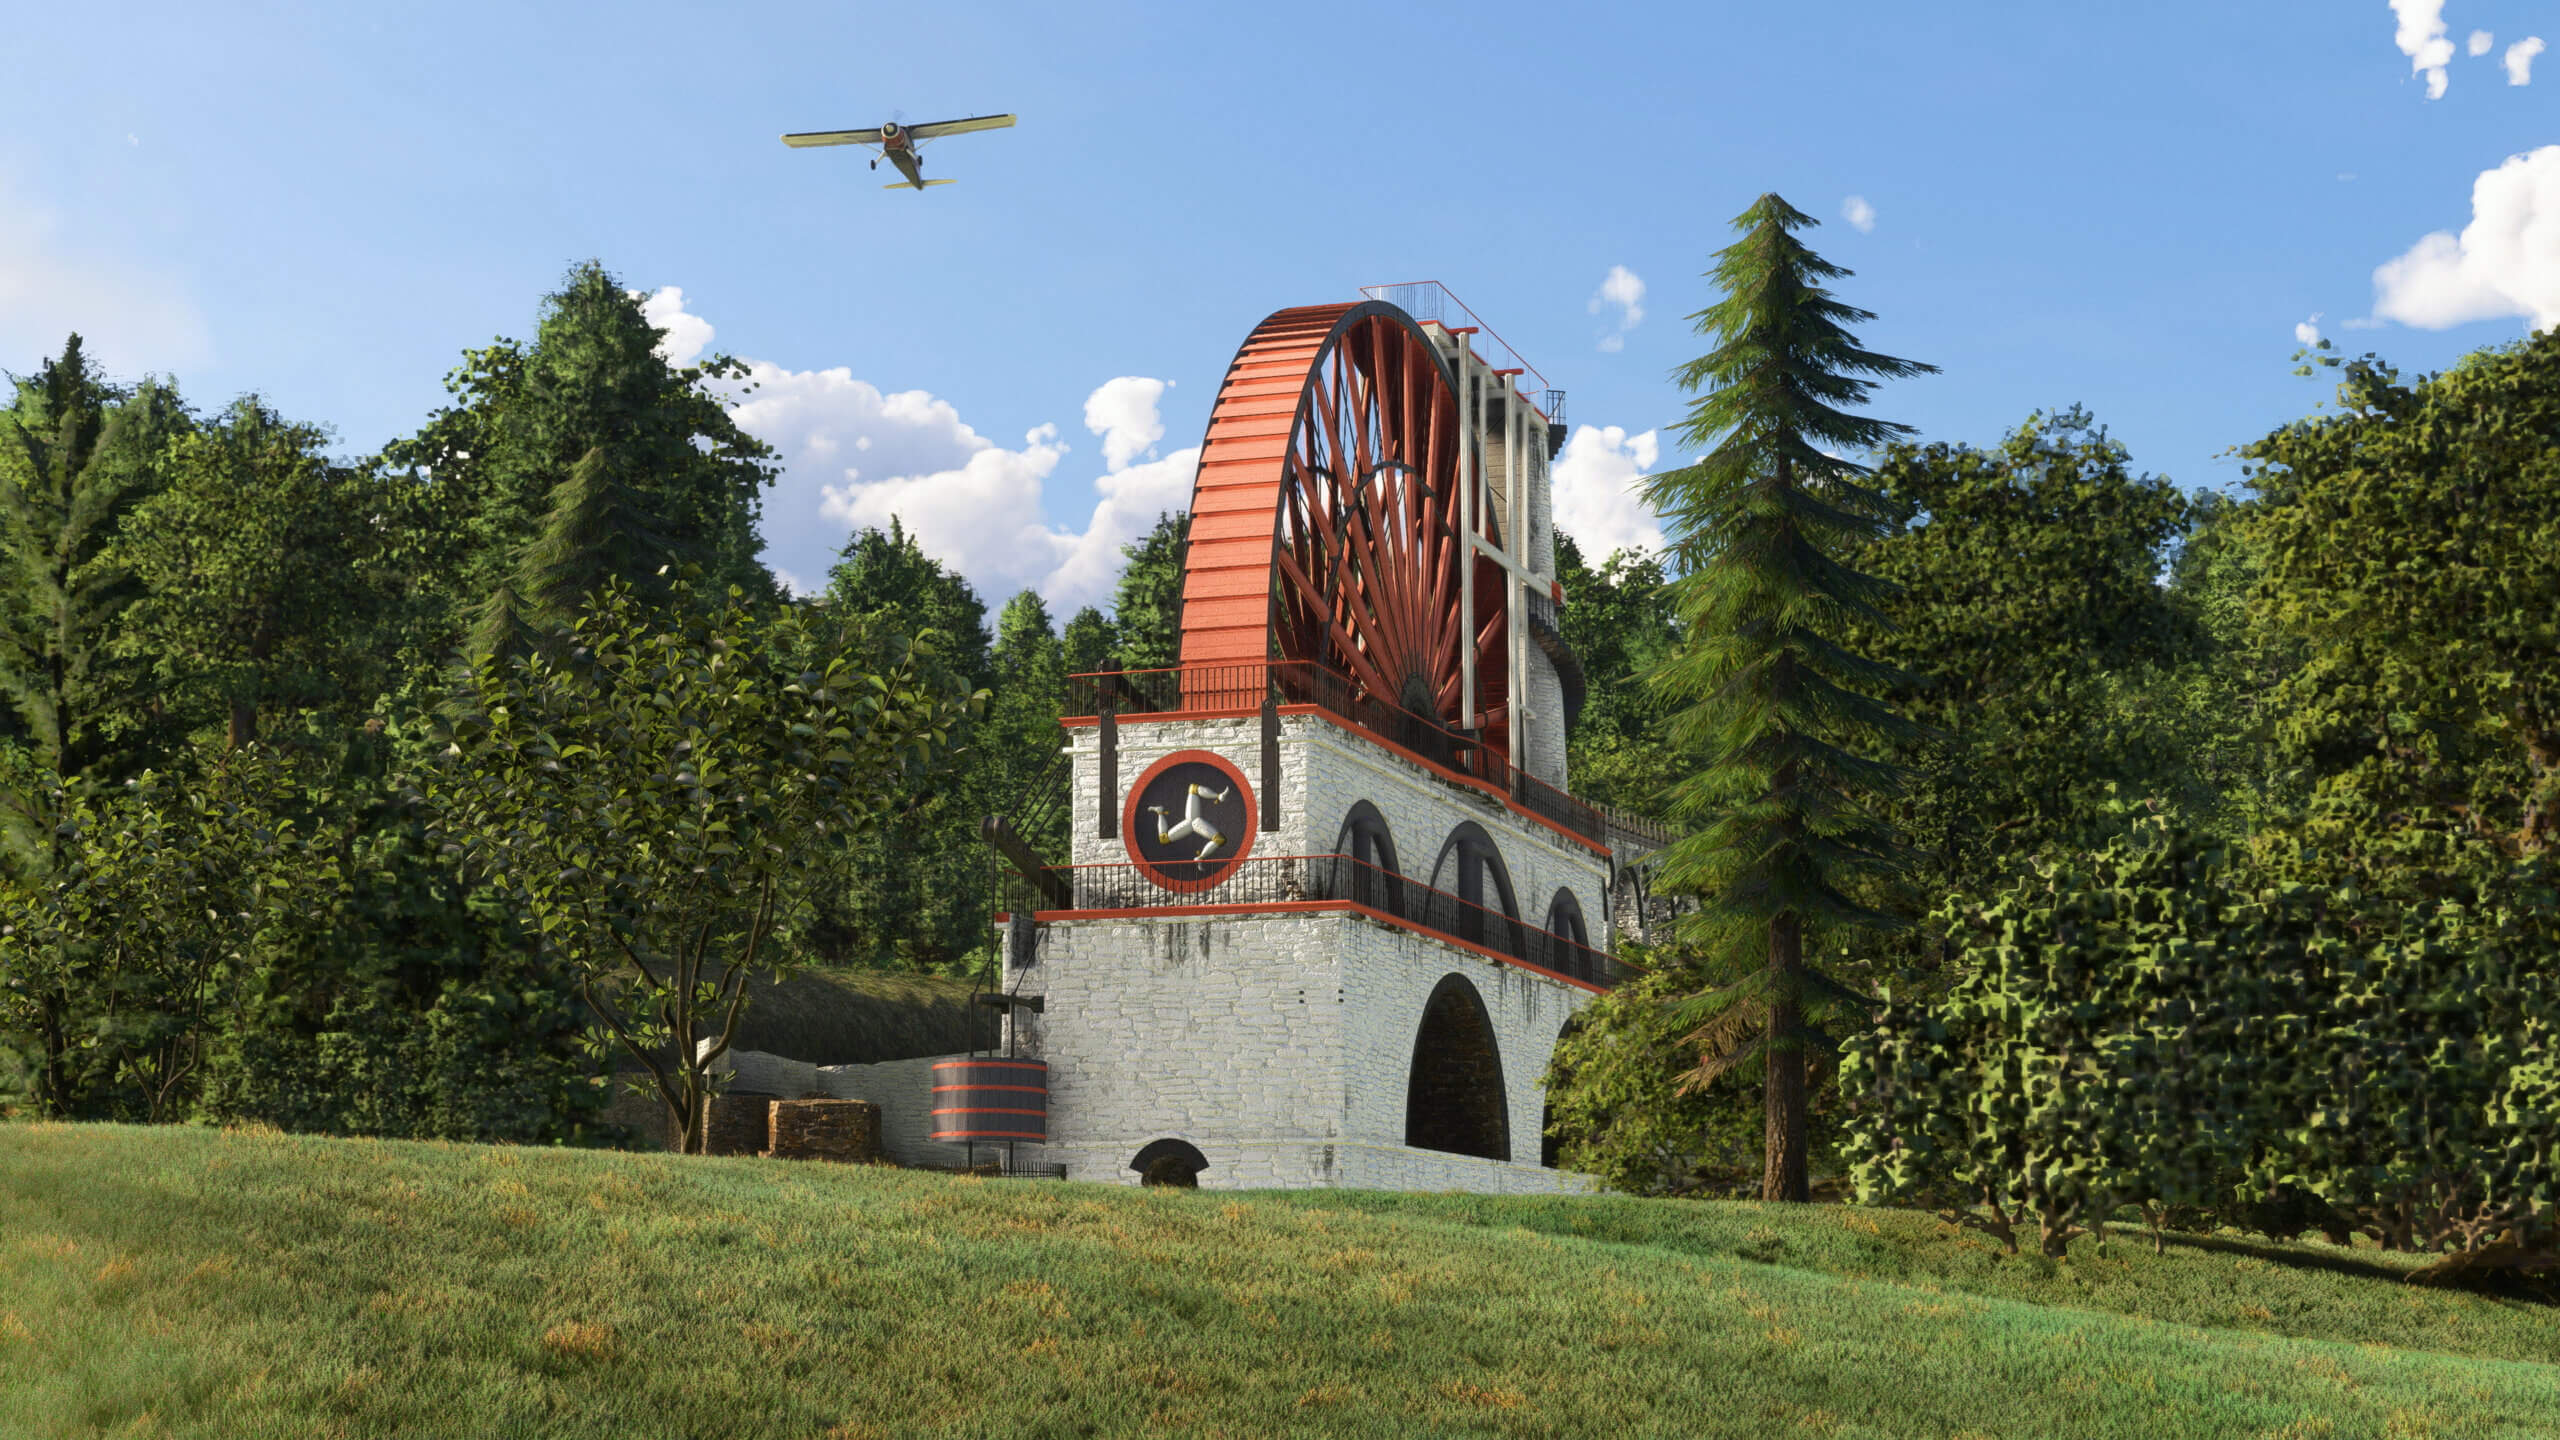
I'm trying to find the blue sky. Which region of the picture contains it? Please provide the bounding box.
[5,1,2553,611]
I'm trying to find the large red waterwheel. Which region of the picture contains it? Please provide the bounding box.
[1177,302,1509,762]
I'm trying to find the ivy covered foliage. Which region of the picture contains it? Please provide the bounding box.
[1843,815,2560,1272]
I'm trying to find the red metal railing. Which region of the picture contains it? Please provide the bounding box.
[999,852,1639,990]
[1068,661,1673,852]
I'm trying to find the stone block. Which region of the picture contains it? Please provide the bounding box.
[767,1098,882,1163]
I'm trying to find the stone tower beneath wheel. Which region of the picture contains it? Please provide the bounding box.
[988,285,1668,1192]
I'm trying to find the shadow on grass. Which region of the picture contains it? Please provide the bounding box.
[2153,1229,2560,1306]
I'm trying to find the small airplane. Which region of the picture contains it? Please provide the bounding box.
[780,113,1016,190]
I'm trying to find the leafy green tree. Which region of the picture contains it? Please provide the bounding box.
[1846,812,2560,1271]
[820,519,992,679]
[0,335,191,873]
[806,522,997,971]
[1061,605,1118,677]
[2158,491,2306,838]
[417,577,978,1153]
[194,714,602,1144]
[1543,944,1768,1196]
[0,749,309,1120]
[1110,511,1188,671]
[1554,533,1684,814]
[2245,823,2560,1268]
[113,398,396,748]
[384,261,780,651]
[1841,818,2281,1256]
[2240,339,2560,856]
[1845,409,2198,874]
[1635,193,1934,1202]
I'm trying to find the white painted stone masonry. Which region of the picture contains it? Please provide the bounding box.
[1067,713,1608,934]
[995,909,1595,1192]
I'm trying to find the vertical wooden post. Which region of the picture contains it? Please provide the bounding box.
[1098,704,1118,839]
[1260,690,1281,832]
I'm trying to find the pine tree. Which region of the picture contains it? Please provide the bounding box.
[387,261,780,653]
[0,335,190,873]
[1110,511,1189,670]
[475,445,692,659]
[1637,193,1936,1202]
[1061,606,1119,676]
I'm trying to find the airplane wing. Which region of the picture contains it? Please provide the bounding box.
[906,113,1017,140]
[780,127,885,148]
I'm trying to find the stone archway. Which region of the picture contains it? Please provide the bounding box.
[1405,973,1511,1161]
[1131,1137,1209,1187]
[1541,1012,1585,1169]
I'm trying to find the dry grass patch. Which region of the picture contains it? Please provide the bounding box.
[538,1320,618,1363]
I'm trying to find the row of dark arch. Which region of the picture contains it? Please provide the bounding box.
[1331,802,1598,982]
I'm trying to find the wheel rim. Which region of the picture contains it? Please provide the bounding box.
[1179,302,1508,756]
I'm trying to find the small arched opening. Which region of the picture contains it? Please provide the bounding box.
[1331,800,1402,917]
[1405,973,1511,1161]
[1130,1137,1209,1188]
[1541,1012,1586,1169]
[1544,887,1592,981]
[1427,822,1520,953]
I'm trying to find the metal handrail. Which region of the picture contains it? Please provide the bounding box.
[999,852,1639,989]
[1067,661,1641,850]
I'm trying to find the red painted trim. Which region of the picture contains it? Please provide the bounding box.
[1059,703,1320,729]
[1030,899,1609,995]
[929,1130,1047,1141]
[931,1084,1047,1094]
[1122,749,1258,891]
[931,1059,1046,1071]
[930,1107,1048,1118]
[1063,706,1607,858]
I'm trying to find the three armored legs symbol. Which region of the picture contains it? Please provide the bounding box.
[1148,782,1233,861]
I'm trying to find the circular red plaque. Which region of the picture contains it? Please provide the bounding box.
[1122,749,1258,893]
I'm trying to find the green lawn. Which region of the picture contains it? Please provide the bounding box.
[2,1124,2555,1439]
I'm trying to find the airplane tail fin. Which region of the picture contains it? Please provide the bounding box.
[884,178,960,190]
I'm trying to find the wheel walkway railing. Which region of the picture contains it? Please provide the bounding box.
[996,852,1642,990]
[1067,662,1672,854]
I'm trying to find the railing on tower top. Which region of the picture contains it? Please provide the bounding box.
[1357,281,1553,423]
[1066,661,1673,854]
[996,852,1641,990]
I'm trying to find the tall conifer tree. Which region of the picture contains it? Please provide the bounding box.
[1638,194,1935,1202]
[0,336,190,873]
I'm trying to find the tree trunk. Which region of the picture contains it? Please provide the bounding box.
[1763,909,1810,1202]
[226,698,257,751]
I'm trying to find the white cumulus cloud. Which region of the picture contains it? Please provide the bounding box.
[1550,425,1663,561]
[1588,264,1645,352]
[2470,29,2495,57]
[2372,145,2560,332]
[1842,195,1877,233]
[2393,0,2455,98]
[0,173,210,379]
[2506,36,2545,84]
[2295,313,2324,345]
[636,286,716,366]
[1083,375,1171,472]
[641,288,1199,612]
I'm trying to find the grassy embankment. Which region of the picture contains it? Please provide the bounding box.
[3,1123,2557,1439]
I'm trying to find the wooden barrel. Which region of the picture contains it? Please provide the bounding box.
[927,1058,1048,1143]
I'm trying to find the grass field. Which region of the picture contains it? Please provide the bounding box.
[3,1124,2556,1439]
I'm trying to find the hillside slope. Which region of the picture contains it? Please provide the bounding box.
[2,1125,2555,1440]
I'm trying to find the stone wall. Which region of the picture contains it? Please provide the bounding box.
[811,1053,981,1170]
[1067,713,1609,940]
[998,907,1593,1193]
